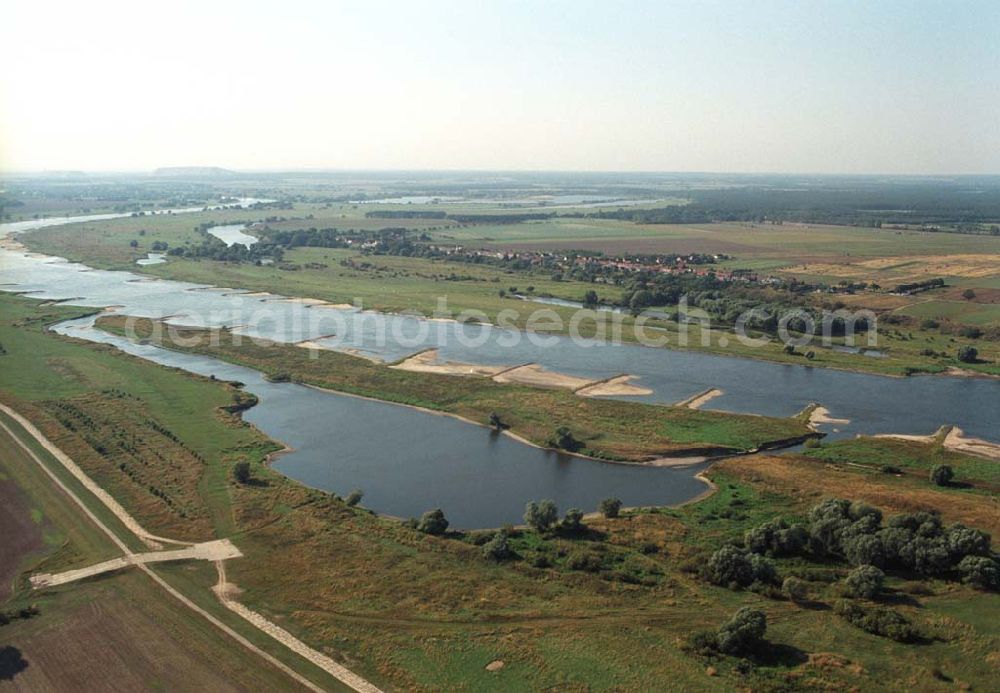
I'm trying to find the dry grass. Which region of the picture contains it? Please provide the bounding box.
[716,454,1000,536]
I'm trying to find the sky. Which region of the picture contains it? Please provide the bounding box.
[2,0,999,174]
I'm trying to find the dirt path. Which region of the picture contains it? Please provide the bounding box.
[1,404,381,693]
[31,539,243,588]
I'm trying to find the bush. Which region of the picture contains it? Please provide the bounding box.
[524,500,559,532]
[705,546,775,588]
[566,550,603,572]
[232,460,252,484]
[482,531,512,562]
[843,534,887,567]
[906,536,953,575]
[782,576,809,602]
[745,519,808,557]
[686,630,720,656]
[417,508,449,535]
[834,600,921,642]
[344,489,364,507]
[844,564,885,598]
[930,464,954,486]
[560,508,585,533]
[945,524,991,559]
[957,346,978,363]
[551,426,582,452]
[599,497,622,518]
[958,555,1000,590]
[716,608,767,655]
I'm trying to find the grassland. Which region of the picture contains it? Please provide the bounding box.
[1,293,997,690]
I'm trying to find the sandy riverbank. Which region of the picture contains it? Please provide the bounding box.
[492,363,595,390]
[391,349,506,376]
[808,405,850,429]
[876,426,1000,461]
[576,375,654,397]
[675,388,723,409]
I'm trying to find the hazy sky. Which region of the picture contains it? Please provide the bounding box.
[2,0,998,174]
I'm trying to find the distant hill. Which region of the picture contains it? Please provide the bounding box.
[153,166,237,178]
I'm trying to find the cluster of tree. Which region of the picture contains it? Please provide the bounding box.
[577,182,1000,228]
[740,499,997,587]
[618,277,873,336]
[892,277,945,295]
[167,238,284,264]
[364,210,447,219]
[449,212,553,224]
[523,499,586,535]
[0,605,39,626]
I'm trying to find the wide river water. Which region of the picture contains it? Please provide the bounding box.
[1,208,996,526]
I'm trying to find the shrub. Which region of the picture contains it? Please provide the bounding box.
[745,519,808,557]
[487,412,505,430]
[782,576,809,602]
[344,489,364,507]
[958,555,1000,590]
[560,508,585,533]
[956,346,978,363]
[566,550,603,572]
[930,465,954,486]
[716,608,767,655]
[906,536,953,575]
[551,426,582,452]
[834,600,921,642]
[482,531,512,562]
[748,553,777,585]
[686,630,720,656]
[417,508,449,535]
[843,534,887,567]
[524,499,559,532]
[888,511,942,536]
[705,546,775,588]
[599,497,622,518]
[232,460,252,484]
[945,524,991,559]
[844,565,885,598]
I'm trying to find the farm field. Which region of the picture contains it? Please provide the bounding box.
[0,410,331,691]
